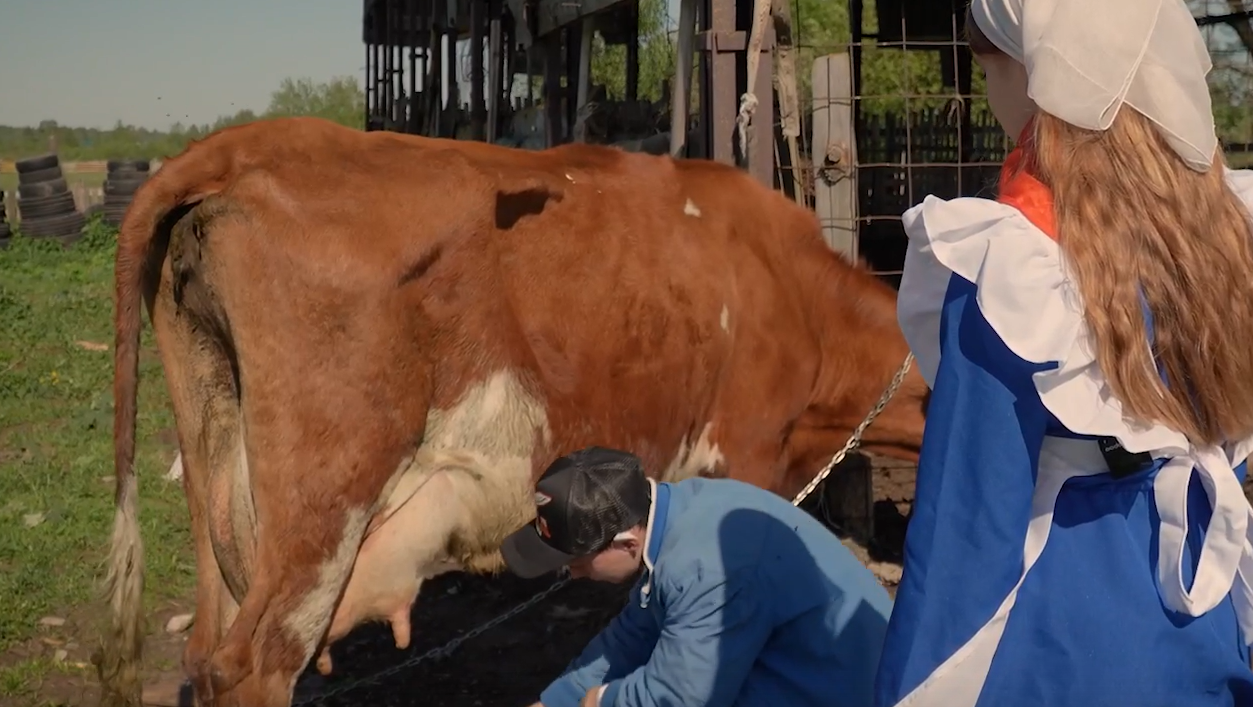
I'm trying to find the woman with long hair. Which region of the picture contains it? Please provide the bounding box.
[876,0,1253,705]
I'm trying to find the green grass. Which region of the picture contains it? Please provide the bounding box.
[0,221,193,667]
[0,655,89,705]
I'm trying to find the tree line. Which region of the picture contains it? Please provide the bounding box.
[4,0,1253,162]
[0,76,365,162]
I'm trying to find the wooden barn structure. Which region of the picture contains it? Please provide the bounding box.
[358,0,1253,282]
[357,0,1007,280]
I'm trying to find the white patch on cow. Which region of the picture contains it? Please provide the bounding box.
[720,304,730,333]
[684,198,702,217]
[661,422,724,482]
[325,370,550,645]
[284,504,371,659]
[380,370,549,522]
[231,420,257,546]
[286,448,416,689]
[165,452,184,482]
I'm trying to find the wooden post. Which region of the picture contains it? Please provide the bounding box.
[810,53,858,258]
[670,0,698,156]
[771,0,803,202]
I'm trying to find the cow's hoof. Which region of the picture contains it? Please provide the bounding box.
[141,675,194,706]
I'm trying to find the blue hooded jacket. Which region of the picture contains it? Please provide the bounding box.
[539,477,894,707]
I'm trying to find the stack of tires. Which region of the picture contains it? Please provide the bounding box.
[101,159,150,227]
[0,191,11,248]
[15,154,85,244]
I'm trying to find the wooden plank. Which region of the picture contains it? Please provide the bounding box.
[810,53,857,258]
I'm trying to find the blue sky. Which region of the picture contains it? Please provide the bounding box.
[0,0,681,131]
[2,0,374,130]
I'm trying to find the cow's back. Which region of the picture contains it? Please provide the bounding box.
[428,142,826,477]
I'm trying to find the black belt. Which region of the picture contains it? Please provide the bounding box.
[1097,436,1156,478]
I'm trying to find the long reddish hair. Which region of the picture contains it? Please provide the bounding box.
[968,8,1253,445]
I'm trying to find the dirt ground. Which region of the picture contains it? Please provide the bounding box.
[12,454,1247,707]
[0,453,914,707]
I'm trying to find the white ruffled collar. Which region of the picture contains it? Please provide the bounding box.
[896,168,1253,463]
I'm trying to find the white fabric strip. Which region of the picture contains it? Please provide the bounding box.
[891,437,1107,707]
[1154,446,1253,625]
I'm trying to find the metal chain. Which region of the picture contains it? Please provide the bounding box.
[294,352,914,705]
[293,577,571,706]
[792,352,915,506]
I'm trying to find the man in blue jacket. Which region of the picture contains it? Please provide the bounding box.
[502,446,894,707]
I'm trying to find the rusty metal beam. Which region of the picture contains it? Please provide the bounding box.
[470,0,487,140]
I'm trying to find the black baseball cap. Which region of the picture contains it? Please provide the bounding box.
[501,446,653,579]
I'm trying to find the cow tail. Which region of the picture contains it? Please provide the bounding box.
[96,139,233,707]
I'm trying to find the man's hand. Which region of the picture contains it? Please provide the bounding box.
[579,686,603,707]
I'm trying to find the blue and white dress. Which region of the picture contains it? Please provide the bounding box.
[874,170,1253,707]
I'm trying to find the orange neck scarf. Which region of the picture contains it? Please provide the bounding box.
[996,120,1058,242]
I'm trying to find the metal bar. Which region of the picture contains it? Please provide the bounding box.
[394,6,404,128]
[445,22,458,134]
[430,20,444,136]
[501,13,512,118]
[572,16,593,141]
[671,0,698,155]
[374,36,384,128]
[543,32,564,145]
[488,0,503,142]
[383,0,393,126]
[365,1,376,129]
[625,0,639,102]
[849,0,864,240]
[471,0,487,140]
[409,0,420,134]
[564,23,582,143]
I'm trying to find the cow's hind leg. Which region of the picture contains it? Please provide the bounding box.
[186,194,434,706]
[149,226,252,705]
[204,438,421,706]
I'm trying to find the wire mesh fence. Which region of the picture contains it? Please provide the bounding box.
[779,0,1253,284]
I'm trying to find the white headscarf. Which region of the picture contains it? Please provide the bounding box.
[970,0,1218,172]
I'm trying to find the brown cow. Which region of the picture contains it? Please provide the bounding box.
[95,116,926,707]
